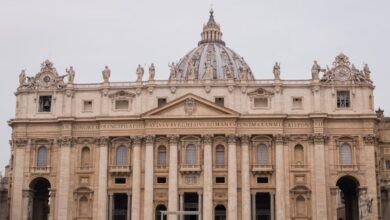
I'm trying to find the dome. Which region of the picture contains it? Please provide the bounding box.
[172,9,255,81]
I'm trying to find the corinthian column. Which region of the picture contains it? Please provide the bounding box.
[96,137,109,220]
[310,133,328,220]
[274,134,286,220]
[168,135,179,220]
[202,135,213,220]
[144,135,155,220]
[240,135,251,220]
[11,138,28,220]
[363,134,379,219]
[131,136,142,220]
[56,137,74,220]
[227,134,238,220]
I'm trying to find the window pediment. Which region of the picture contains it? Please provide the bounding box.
[247,88,274,97]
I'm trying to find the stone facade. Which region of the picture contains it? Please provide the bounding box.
[0,165,10,220]
[5,9,386,220]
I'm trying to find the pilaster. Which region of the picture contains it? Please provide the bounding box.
[202,134,213,220]
[144,135,155,220]
[96,136,109,220]
[309,133,329,220]
[11,138,28,220]
[240,135,251,220]
[56,136,75,220]
[168,135,179,220]
[131,136,143,220]
[227,134,238,220]
[274,134,287,220]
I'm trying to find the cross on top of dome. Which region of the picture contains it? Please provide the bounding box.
[198,9,225,46]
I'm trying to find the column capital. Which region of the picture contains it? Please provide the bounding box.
[309,133,329,144]
[57,136,76,147]
[227,134,237,144]
[168,135,179,144]
[14,138,28,148]
[132,136,143,145]
[202,134,213,144]
[99,136,110,146]
[363,134,376,145]
[145,135,155,144]
[22,189,33,198]
[273,134,288,144]
[239,134,250,144]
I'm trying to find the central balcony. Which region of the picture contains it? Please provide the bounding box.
[31,166,51,174]
[251,164,274,175]
[109,165,131,175]
[180,164,202,174]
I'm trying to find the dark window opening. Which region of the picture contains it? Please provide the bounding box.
[215,97,224,107]
[337,91,351,108]
[257,177,268,184]
[386,160,390,170]
[115,178,126,184]
[39,96,52,112]
[157,177,167,184]
[158,98,167,107]
[216,177,225,184]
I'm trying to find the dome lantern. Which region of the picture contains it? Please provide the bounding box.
[198,9,225,46]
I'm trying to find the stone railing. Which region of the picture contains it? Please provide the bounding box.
[333,164,360,172]
[31,166,51,174]
[180,164,202,174]
[109,165,131,175]
[251,164,274,174]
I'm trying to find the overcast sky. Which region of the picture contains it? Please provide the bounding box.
[0,0,389,171]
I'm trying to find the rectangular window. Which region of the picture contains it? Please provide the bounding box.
[83,100,93,112]
[158,98,167,107]
[115,100,129,110]
[215,177,225,184]
[257,177,268,184]
[215,97,224,107]
[254,97,268,108]
[292,97,303,109]
[386,160,390,170]
[337,91,351,108]
[39,96,52,112]
[115,178,126,184]
[157,177,167,184]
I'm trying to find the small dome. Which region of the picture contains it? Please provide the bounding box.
[173,10,254,81]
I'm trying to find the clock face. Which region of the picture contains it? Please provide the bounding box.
[335,66,351,81]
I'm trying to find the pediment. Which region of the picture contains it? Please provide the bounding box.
[247,88,274,97]
[142,93,240,118]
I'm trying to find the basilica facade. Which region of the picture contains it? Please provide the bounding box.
[7,10,381,220]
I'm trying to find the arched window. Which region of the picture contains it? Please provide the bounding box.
[216,145,225,166]
[185,144,196,165]
[215,204,226,220]
[296,195,306,217]
[79,196,89,217]
[155,204,167,220]
[81,147,90,167]
[340,144,352,165]
[37,146,48,167]
[116,145,128,166]
[256,144,268,165]
[158,146,167,167]
[294,145,304,165]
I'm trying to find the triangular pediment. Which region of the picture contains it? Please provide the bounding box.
[142,93,240,119]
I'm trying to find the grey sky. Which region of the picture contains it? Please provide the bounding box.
[0,0,389,171]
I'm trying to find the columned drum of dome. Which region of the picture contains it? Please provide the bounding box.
[175,10,254,81]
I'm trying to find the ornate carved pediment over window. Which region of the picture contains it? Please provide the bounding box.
[18,60,69,91]
[290,185,312,219]
[109,90,135,112]
[321,53,372,84]
[248,88,274,110]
